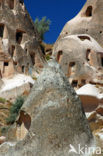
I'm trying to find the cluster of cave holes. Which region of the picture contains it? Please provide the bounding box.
[85,6,92,17]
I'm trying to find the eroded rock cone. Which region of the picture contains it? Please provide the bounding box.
[58,0,103,48]
[1,60,93,156]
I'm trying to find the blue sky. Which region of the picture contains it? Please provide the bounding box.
[24,0,86,43]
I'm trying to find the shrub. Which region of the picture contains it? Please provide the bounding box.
[1,126,10,134]
[46,55,51,61]
[34,16,51,40]
[6,96,24,124]
[0,97,6,104]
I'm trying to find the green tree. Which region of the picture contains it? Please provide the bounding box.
[34,16,51,40]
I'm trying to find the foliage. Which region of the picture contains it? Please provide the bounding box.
[1,126,10,134]
[34,16,51,40]
[32,76,37,80]
[0,97,6,104]
[46,54,51,61]
[6,96,24,124]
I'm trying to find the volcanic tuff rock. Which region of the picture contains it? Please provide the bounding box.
[0,0,45,78]
[57,0,103,48]
[0,60,93,156]
[53,34,103,88]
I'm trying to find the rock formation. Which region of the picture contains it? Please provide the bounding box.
[76,84,103,112]
[58,0,103,48]
[0,0,45,78]
[52,0,103,141]
[0,60,93,156]
[0,136,6,144]
[53,34,103,88]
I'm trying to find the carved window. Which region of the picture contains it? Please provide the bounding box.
[22,65,25,73]
[16,31,23,44]
[4,62,9,66]
[86,49,91,61]
[0,24,4,38]
[8,0,14,9]
[57,51,63,63]
[71,80,78,87]
[86,6,92,17]
[19,0,24,5]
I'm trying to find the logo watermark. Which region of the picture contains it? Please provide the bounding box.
[69,144,102,155]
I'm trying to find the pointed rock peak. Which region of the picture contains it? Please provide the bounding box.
[1,60,94,156]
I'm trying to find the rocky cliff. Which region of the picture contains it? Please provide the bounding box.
[0,0,45,78]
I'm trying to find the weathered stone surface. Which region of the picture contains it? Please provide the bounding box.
[53,34,103,88]
[57,0,103,48]
[86,111,103,131]
[0,60,93,156]
[76,84,103,112]
[0,0,45,78]
[96,106,103,116]
[0,136,6,144]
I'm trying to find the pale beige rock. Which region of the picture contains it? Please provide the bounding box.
[0,0,45,78]
[0,136,6,144]
[58,0,103,48]
[53,34,103,88]
[16,123,28,141]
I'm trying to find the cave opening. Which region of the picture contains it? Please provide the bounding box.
[16,31,23,44]
[101,57,103,67]
[4,62,9,66]
[86,49,91,61]
[19,0,24,5]
[57,51,63,63]
[86,6,92,17]
[78,36,90,41]
[22,65,25,73]
[71,80,78,87]
[8,0,14,9]
[0,24,4,38]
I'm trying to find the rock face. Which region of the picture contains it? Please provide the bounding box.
[53,34,103,88]
[0,136,6,144]
[0,60,93,156]
[76,84,103,112]
[58,0,103,48]
[0,0,45,78]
